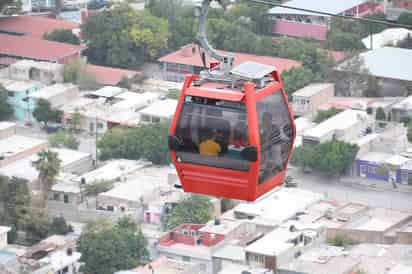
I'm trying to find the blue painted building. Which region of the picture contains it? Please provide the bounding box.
[356,152,411,184]
[1,79,43,122]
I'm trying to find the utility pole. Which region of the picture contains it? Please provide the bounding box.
[95,116,98,166]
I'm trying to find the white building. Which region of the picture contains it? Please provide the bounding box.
[139,99,178,123]
[292,83,335,117]
[0,148,93,182]
[8,60,64,84]
[0,135,48,167]
[303,109,372,145]
[29,83,79,109]
[0,226,11,249]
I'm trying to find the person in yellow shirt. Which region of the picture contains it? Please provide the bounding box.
[199,130,222,156]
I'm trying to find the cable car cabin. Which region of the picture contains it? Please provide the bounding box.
[169,62,296,201]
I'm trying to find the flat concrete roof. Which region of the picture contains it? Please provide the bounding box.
[293,83,333,97]
[245,227,296,256]
[139,99,178,118]
[0,135,46,158]
[304,109,368,140]
[234,188,322,225]
[30,83,77,100]
[346,208,410,232]
[91,86,124,98]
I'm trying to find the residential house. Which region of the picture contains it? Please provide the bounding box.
[291,83,335,117]
[60,88,160,134]
[293,117,315,147]
[245,225,321,273]
[0,122,16,139]
[267,0,382,41]
[0,16,79,39]
[0,33,85,64]
[361,28,412,50]
[386,0,412,20]
[356,152,410,183]
[0,226,11,249]
[8,60,64,84]
[0,78,43,122]
[139,99,178,123]
[0,135,47,167]
[29,83,79,109]
[129,256,206,274]
[302,109,372,145]
[50,160,148,204]
[158,44,301,82]
[391,95,412,122]
[20,235,81,274]
[157,224,226,274]
[0,148,93,183]
[85,64,140,86]
[335,47,412,97]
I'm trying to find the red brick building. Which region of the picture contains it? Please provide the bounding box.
[268,0,384,41]
[158,44,302,82]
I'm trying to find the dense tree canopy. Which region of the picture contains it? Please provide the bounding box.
[167,195,213,229]
[78,218,149,274]
[33,99,62,127]
[282,67,315,98]
[48,130,79,149]
[398,12,412,26]
[43,29,80,45]
[97,121,170,164]
[375,107,386,121]
[63,60,101,90]
[82,4,168,69]
[0,84,13,120]
[291,141,359,177]
[314,108,343,123]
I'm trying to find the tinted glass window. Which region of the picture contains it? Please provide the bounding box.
[175,96,250,171]
[257,92,293,184]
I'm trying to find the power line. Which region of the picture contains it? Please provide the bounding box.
[247,0,412,29]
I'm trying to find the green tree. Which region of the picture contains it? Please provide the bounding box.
[167,89,180,100]
[19,207,50,244]
[63,60,101,90]
[98,121,170,164]
[43,29,80,45]
[375,107,386,121]
[0,176,30,227]
[48,130,79,149]
[407,121,412,143]
[281,67,315,98]
[78,218,149,274]
[49,216,74,235]
[0,84,13,120]
[33,99,61,128]
[84,179,114,196]
[398,12,412,26]
[82,4,168,69]
[326,31,365,51]
[291,141,359,177]
[71,110,81,132]
[167,195,213,229]
[314,108,343,123]
[32,150,62,207]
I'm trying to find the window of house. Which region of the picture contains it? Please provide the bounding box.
[63,194,69,204]
[141,115,151,122]
[368,166,377,175]
[107,205,114,211]
[7,91,14,97]
[53,193,60,201]
[152,116,160,123]
[97,122,104,129]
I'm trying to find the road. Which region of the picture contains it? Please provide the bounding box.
[288,167,412,212]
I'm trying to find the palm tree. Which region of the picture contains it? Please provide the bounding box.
[32,150,61,208]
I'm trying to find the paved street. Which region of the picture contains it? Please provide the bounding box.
[288,167,412,212]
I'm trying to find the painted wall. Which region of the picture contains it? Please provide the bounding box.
[6,83,43,121]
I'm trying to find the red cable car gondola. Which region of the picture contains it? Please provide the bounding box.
[168,0,296,201]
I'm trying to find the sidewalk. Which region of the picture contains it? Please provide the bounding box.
[339,176,412,194]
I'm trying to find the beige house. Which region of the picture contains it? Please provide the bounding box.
[292,83,335,117]
[8,60,64,85]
